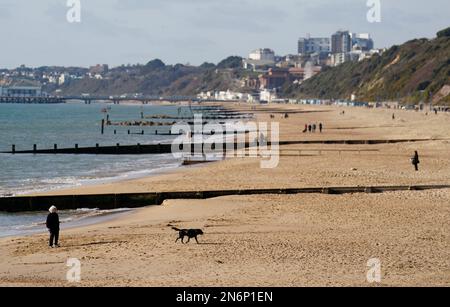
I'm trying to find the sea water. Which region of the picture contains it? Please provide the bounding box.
[0,102,193,236]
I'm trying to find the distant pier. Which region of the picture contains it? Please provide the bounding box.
[0,95,210,104]
[0,96,65,104]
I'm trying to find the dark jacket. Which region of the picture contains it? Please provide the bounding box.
[412,153,420,165]
[46,213,60,231]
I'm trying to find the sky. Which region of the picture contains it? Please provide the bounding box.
[0,0,449,68]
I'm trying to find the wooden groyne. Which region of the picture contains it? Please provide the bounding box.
[2,138,439,155]
[279,138,437,145]
[107,120,233,127]
[144,113,254,120]
[3,143,239,155]
[1,184,449,212]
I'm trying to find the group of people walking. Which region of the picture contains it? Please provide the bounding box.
[303,123,323,133]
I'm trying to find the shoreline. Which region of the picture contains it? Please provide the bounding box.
[0,101,245,198]
[13,102,450,198]
[0,154,182,198]
[1,103,449,286]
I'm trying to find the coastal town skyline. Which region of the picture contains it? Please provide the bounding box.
[0,0,449,68]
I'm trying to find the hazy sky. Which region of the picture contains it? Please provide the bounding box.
[0,0,448,68]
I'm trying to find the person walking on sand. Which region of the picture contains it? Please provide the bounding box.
[46,206,60,248]
[411,151,420,171]
[303,124,307,133]
[319,123,323,133]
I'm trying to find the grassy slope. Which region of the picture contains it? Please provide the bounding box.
[287,36,450,104]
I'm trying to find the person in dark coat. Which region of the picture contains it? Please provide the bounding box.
[319,123,323,133]
[46,206,60,248]
[411,151,420,171]
[302,124,308,133]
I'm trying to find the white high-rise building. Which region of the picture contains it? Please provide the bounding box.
[331,53,350,66]
[249,48,276,62]
[58,73,69,85]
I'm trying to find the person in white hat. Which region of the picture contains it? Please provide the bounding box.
[46,206,60,248]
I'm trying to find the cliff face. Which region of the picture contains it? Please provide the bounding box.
[54,68,230,96]
[51,57,247,97]
[286,29,450,105]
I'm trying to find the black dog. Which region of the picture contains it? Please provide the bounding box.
[172,227,204,244]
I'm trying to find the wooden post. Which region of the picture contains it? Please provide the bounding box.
[54,144,57,153]
[75,144,79,153]
[116,143,120,153]
[114,130,117,135]
[96,143,99,154]
[33,144,37,154]
[128,130,130,135]
[101,119,105,135]
[12,145,15,154]
[137,143,141,153]
[142,130,144,135]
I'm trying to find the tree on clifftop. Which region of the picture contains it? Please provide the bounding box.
[143,59,166,73]
[200,62,216,69]
[217,56,243,69]
[437,27,450,38]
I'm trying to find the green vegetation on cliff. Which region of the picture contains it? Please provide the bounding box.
[286,28,450,104]
[53,57,245,97]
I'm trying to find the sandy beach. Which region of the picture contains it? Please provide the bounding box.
[1,103,449,286]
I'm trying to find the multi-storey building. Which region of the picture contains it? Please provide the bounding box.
[298,37,331,55]
[331,31,352,54]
